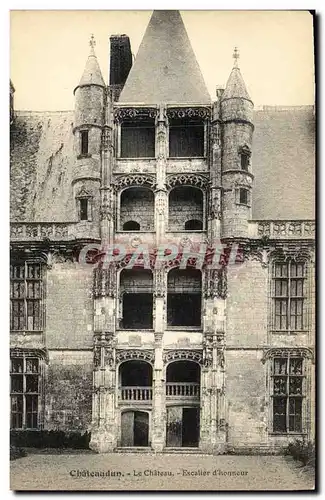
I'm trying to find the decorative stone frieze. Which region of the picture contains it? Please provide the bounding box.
[166,107,211,120]
[114,107,158,123]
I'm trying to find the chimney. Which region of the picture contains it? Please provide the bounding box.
[109,35,132,101]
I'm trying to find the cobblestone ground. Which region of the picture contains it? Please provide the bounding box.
[10,452,315,491]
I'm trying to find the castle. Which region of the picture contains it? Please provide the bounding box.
[10,10,315,453]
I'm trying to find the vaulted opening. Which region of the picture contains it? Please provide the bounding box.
[119,360,153,387]
[120,269,153,329]
[120,187,154,231]
[166,361,200,384]
[167,269,202,327]
[168,186,203,231]
[121,119,155,158]
[169,118,204,157]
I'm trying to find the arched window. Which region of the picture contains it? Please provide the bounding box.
[123,221,140,231]
[120,187,154,231]
[184,219,203,231]
[168,186,203,231]
[120,269,153,329]
[167,268,202,327]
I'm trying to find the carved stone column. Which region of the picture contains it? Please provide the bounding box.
[89,332,117,452]
[155,104,168,245]
[90,266,118,452]
[208,100,222,243]
[151,332,166,451]
[100,90,114,245]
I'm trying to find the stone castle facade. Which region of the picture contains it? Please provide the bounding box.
[10,11,315,453]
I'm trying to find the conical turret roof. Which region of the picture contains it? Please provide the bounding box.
[119,10,211,104]
[222,55,251,101]
[75,36,105,91]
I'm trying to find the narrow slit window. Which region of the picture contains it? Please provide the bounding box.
[241,154,249,171]
[79,199,88,221]
[239,188,248,205]
[80,130,89,155]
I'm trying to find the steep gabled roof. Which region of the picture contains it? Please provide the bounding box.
[119,10,211,104]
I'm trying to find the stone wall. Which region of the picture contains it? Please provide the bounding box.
[44,350,93,431]
[46,261,94,349]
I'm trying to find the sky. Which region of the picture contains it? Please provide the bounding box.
[10,10,315,110]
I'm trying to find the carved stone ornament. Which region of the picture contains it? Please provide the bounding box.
[262,347,314,364]
[100,191,113,221]
[115,349,155,364]
[154,268,166,298]
[113,174,156,191]
[163,350,203,365]
[114,107,158,123]
[93,266,117,298]
[167,107,211,120]
[166,173,209,190]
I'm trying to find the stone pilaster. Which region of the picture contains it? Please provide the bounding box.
[100,90,114,245]
[89,332,117,452]
[155,104,168,245]
[151,332,166,451]
[208,100,222,243]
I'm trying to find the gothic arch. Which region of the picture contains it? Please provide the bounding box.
[166,173,209,190]
[261,347,314,364]
[163,350,203,366]
[115,349,155,366]
[113,174,156,191]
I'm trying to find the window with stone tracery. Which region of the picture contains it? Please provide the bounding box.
[272,260,306,332]
[271,356,304,433]
[10,262,43,331]
[169,118,204,157]
[120,120,155,158]
[10,355,41,429]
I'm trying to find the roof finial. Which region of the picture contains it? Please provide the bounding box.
[89,34,96,55]
[233,46,239,68]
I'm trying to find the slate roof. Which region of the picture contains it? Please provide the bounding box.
[119,10,211,104]
[10,106,315,222]
[75,45,105,90]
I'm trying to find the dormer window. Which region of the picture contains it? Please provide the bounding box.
[120,120,155,158]
[80,130,89,156]
[169,118,204,158]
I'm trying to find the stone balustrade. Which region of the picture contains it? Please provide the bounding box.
[249,220,315,239]
[10,222,77,241]
[120,386,152,401]
[166,382,200,399]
